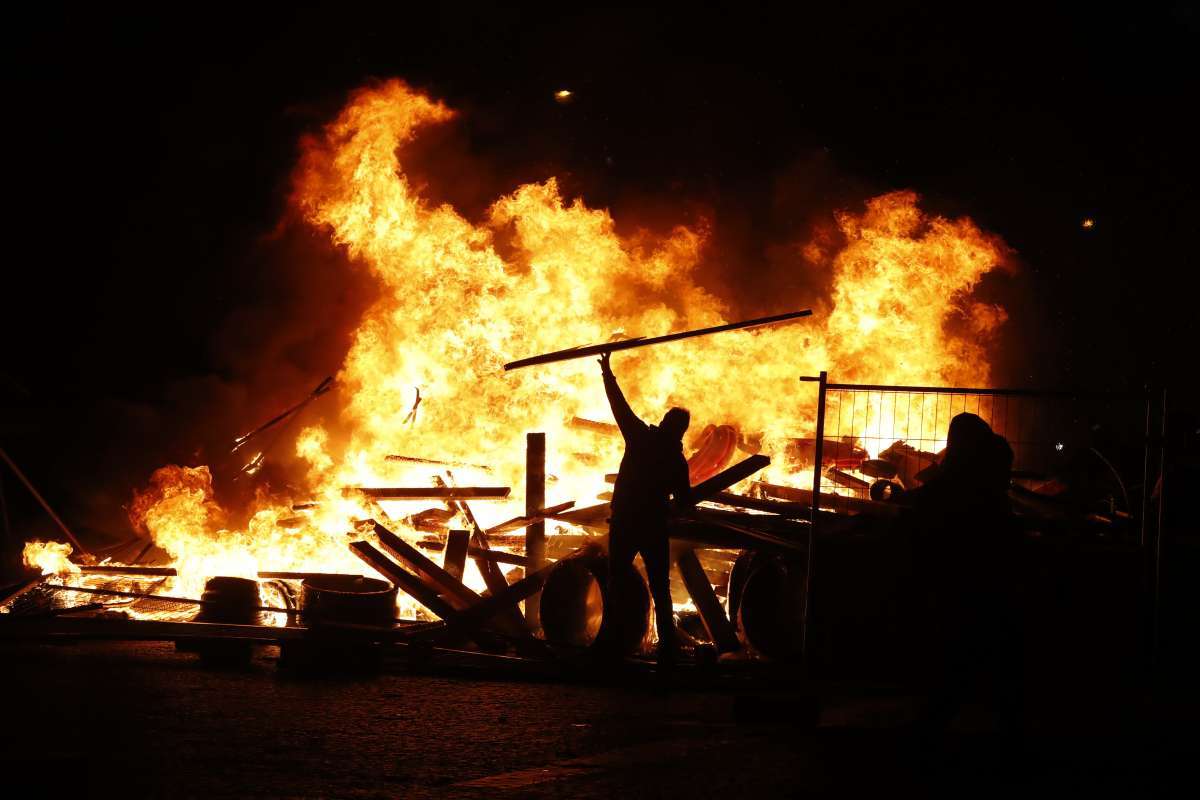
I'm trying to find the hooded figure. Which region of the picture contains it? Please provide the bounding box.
[903,411,1021,737]
[597,352,693,665]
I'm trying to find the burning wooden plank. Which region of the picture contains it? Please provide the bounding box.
[526,432,546,631]
[370,521,480,610]
[385,454,492,471]
[753,481,900,517]
[406,507,457,533]
[825,468,870,492]
[348,541,458,620]
[545,503,612,531]
[708,491,811,518]
[257,571,362,581]
[436,475,528,631]
[691,454,771,501]
[80,565,178,577]
[417,549,584,641]
[416,539,531,568]
[675,548,740,653]
[567,416,620,437]
[504,310,813,370]
[343,486,511,500]
[0,615,313,643]
[483,501,575,535]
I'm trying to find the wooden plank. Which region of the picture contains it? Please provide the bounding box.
[440,476,527,631]
[348,541,458,620]
[526,432,546,631]
[708,491,811,518]
[416,539,531,567]
[257,571,362,581]
[567,416,619,437]
[504,310,813,370]
[675,548,740,653]
[443,530,470,580]
[418,549,583,639]
[371,521,481,610]
[385,454,492,471]
[691,454,771,501]
[484,501,575,535]
[825,468,870,491]
[546,503,612,531]
[38,583,298,616]
[0,616,312,643]
[754,481,900,517]
[342,486,511,500]
[80,565,178,577]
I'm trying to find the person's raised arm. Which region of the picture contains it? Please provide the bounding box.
[599,352,645,439]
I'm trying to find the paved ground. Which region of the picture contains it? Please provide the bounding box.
[0,641,1190,798]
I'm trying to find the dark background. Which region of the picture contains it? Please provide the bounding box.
[1,4,1196,548]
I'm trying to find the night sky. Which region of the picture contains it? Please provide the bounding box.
[1,5,1196,545]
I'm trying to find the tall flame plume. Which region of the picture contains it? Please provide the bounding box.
[29,79,1015,609]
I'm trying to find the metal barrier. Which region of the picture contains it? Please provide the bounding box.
[796,372,1167,663]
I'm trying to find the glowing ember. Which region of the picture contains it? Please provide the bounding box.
[554,89,573,103]
[1081,217,1096,229]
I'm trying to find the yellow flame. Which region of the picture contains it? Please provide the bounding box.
[22,540,79,576]
[38,79,1013,617]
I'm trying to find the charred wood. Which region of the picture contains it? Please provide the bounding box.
[675,548,740,653]
[343,486,511,500]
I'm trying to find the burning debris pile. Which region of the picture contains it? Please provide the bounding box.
[2,79,1035,672]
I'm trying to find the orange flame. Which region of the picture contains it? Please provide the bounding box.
[19,79,1014,615]
[22,540,79,576]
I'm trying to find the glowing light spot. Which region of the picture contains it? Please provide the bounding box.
[554,89,573,103]
[1081,218,1095,229]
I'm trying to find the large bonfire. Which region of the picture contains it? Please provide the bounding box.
[23,79,1013,610]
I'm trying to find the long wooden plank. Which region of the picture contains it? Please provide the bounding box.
[417,549,584,639]
[81,565,178,577]
[546,503,612,531]
[0,616,311,642]
[348,541,458,620]
[691,454,771,501]
[504,310,813,370]
[343,487,511,500]
[754,481,899,517]
[526,432,546,632]
[484,501,575,535]
[257,571,363,581]
[708,491,811,518]
[371,522,480,610]
[675,548,740,653]
[416,540,531,567]
[441,477,527,631]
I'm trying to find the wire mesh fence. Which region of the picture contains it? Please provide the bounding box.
[803,377,1159,541]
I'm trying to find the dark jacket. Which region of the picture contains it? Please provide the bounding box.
[603,370,692,526]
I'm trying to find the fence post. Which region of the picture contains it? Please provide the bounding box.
[525,432,546,632]
[801,371,828,666]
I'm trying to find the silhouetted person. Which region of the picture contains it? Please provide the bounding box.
[597,352,693,666]
[902,412,1021,741]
